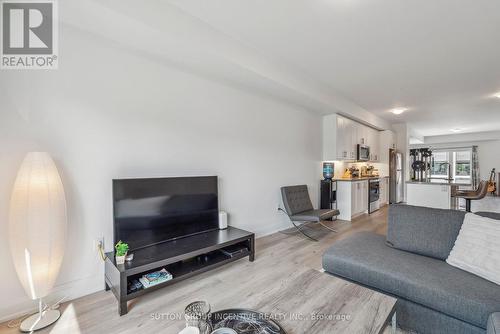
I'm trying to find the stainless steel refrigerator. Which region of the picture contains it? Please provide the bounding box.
[389,149,404,203]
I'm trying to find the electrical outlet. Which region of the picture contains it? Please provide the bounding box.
[94,237,104,253]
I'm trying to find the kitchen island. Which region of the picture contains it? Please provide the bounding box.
[406,180,467,210]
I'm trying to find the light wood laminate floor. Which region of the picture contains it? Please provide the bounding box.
[1,207,401,334]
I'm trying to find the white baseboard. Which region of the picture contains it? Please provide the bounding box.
[250,221,291,238]
[0,274,103,323]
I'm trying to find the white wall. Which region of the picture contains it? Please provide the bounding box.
[0,25,322,321]
[477,141,500,179]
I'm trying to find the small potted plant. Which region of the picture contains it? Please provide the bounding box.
[115,240,129,265]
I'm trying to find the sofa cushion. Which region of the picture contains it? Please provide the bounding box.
[291,209,339,222]
[322,232,500,329]
[387,204,465,260]
[447,213,500,285]
[488,313,500,334]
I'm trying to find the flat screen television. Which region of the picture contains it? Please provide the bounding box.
[113,176,219,251]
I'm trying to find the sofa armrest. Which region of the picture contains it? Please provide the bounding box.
[488,313,500,334]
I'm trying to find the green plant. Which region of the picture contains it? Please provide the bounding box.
[115,240,129,256]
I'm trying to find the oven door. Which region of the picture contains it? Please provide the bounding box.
[369,181,380,202]
[357,145,370,161]
[369,180,380,213]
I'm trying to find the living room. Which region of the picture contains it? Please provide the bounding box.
[1,1,499,334]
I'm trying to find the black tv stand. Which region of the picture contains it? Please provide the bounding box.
[104,227,255,316]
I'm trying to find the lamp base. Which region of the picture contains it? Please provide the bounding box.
[20,309,60,332]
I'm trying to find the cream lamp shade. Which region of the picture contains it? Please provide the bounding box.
[9,152,67,301]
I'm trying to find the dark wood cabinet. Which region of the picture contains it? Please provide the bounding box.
[104,227,255,315]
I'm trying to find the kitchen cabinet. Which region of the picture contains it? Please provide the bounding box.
[379,177,390,206]
[366,128,380,162]
[335,116,346,159]
[357,122,366,145]
[379,130,396,165]
[347,118,358,160]
[323,114,345,160]
[351,181,368,215]
[360,181,368,213]
[336,180,369,221]
[323,114,381,162]
[384,178,390,204]
[337,117,358,160]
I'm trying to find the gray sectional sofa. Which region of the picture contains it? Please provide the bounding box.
[322,205,500,334]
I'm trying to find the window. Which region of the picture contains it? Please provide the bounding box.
[454,151,471,179]
[431,148,472,184]
[431,152,450,178]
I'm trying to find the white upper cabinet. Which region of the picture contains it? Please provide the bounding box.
[369,128,381,162]
[379,130,397,164]
[338,116,350,159]
[356,123,369,145]
[358,124,368,146]
[336,115,347,159]
[323,114,382,162]
[347,118,358,160]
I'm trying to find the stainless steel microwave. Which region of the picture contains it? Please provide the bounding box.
[357,144,370,161]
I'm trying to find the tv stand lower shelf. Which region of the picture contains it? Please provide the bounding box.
[104,227,255,316]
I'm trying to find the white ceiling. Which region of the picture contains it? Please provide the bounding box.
[169,0,500,137]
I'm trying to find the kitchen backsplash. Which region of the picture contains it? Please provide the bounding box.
[326,161,389,178]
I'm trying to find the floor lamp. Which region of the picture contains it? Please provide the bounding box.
[9,152,67,332]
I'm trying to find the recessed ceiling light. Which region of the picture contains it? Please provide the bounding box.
[450,128,463,133]
[494,92,500,99]
[390,108,408,115]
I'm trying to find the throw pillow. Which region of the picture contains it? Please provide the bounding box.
[447,213,500,285]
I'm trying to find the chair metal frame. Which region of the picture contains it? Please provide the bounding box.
[278,207,337,242]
